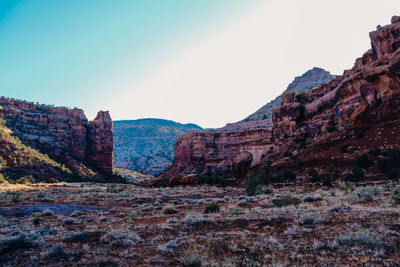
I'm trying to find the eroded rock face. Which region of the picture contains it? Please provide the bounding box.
[0,99,114,175]
[161,16,400,182]
[88,111,114,175]
[159,128,273,179]
[233,152,253,180]
[268,16,400,164]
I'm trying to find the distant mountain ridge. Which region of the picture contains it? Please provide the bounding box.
[113,118,202,175]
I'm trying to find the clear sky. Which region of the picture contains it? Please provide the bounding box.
[1,0,399,128]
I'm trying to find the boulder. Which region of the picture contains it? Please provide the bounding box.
[232,152,253,180]
[180,174,197,184]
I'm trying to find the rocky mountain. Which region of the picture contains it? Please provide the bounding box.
[155,16,400,185]
[212,68,333,133]
[113,118,202,175]
[0,97,115,182]
[243,67,333,122]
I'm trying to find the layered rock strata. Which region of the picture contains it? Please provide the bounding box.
[160,16,400,182]
[0,98,113,175]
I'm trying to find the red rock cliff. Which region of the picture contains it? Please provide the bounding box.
[0,99,114,175]
[161,16,400,181]
[87,111,114,175]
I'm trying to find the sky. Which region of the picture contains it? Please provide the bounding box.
[0,0,399,128]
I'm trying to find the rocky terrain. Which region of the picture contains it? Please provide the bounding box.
[113,119,202,175]
[0,98,115,182]
[158,16,400,185]
[1,181,400,266]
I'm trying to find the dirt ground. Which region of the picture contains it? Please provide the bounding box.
[0,182,400,266]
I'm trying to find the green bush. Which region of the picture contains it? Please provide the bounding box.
[248,169,275,185]
[280,170,296,182]
[10,191,23,203]
[272,196,301,207]
[391,186,400,205]
[245,175,263,196]
[106,184,123,193]
[308,169,320,183]
[0,173,7,184]
[204,202,220,214]
[344,168,365,182]
[197,175,227,186]
[377,148,400,179]
[163,206,178,215]
[16,176,35,184]
[308,169,338,186]
[357,154,373,170]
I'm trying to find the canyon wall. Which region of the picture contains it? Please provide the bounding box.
[160,16,400,181]
[0,98,114,175]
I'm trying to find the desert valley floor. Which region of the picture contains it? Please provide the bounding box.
[0,182,399,266]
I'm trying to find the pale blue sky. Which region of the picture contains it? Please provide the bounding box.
[1,0,399,128]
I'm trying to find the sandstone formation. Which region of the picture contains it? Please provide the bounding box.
[159,16,400,183]
[0,98,114,175]
[88,111,114,174]
[232,151,253,180]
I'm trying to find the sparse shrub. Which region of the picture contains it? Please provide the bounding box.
[63,231,90,243]
[303,195,322,203]
[245,176,263,196]
[32,190,46,200]
[204,202,220,214]
[298,213,326,225]
[336,231,383,250]
[163,206,178,215]
[359,186,382,203]
[197,175,227,187]
[126,211,140,220]
[10,191,23,203]
[44,243,68,260]
[0,232,43,254]
[308,169,335,186]
[357,154,373,170]
[63,217,75,225]
[247,168,276,185]
[313,240,338,251]
[272,196,301,207]
[41,209,54,217]
[344,168,365,182]
[99,230,141,248]
[391,186,400,205]
[346,193,360,205]
[0,173,7,184]
[182,213,212,230]
[280,170,296,182]
[16,175,35,184]
[32,216,41,226]
[228,206,241,215]
[181,249,203,267]
[69,210,82,217]
[309,169,320,183]
[106,184,123,193]
[378,148,400,179]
